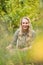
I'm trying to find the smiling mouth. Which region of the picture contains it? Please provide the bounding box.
[23,26,29,28]
[23,26,27,28]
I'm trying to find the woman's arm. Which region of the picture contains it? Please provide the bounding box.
[6,29,19,50]
[32,30,36,40]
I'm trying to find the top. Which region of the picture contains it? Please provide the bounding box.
[11,28,35,48]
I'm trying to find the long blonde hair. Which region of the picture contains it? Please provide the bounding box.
[17,17,33,47]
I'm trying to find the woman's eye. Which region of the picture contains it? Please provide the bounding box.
[22,22,25,24]
[26,22,28,24]
[22,22,28,24]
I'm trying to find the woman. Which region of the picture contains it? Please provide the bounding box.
[7,17,35,50]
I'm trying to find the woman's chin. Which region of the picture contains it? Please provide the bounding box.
[23,28,28,30]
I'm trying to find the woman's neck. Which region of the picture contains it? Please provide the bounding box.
[22,29,29,33]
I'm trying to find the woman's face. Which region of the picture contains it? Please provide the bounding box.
[21,18,29,31]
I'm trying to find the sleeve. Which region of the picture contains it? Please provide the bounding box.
[28,30,36,47]
[11,29,19,47]
[32,30,36,41]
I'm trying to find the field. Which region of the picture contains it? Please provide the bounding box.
[0,0,43,65]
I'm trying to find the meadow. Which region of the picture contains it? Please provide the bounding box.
[0,0,43,65]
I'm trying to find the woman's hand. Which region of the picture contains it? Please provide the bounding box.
[6,44,14,52]
[20,46,32,51]
[6,44,12,49]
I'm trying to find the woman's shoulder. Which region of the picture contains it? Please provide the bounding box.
[32,30,36,38]
[15,28,20,33]
[32,30,35,34]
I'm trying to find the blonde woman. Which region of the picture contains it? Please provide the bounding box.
[7,17,35,50]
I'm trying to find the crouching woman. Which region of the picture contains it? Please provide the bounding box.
[7,17,35,51]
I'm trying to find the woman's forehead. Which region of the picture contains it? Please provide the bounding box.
[22,18,29,22]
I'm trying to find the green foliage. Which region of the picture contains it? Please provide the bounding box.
[0,0,40,33]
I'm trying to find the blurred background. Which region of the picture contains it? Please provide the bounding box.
[0,0,43,65]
